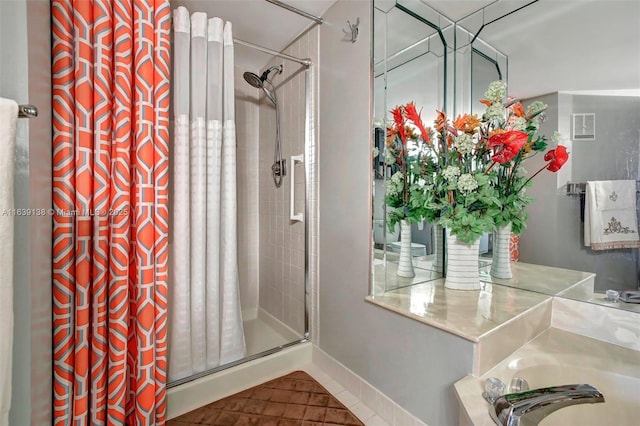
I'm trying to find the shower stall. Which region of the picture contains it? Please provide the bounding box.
[165,0,319,416]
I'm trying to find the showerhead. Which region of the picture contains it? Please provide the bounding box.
[243,66,283,105]
[243,71,264,89]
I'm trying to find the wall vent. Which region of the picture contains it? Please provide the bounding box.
[572,113,596,140]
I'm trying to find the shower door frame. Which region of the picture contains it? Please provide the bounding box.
[168,42,314,388]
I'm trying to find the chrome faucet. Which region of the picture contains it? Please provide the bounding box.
[489,384,605,426]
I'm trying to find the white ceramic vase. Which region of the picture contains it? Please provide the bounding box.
[490,222,513,279]
[397,219,415,278]
[445,228,481,290]
[432,223,444,274]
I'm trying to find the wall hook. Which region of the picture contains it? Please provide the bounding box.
[343,17,359,43]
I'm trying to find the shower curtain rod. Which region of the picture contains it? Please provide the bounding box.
[265,0,324,25]
[234,37,312,66]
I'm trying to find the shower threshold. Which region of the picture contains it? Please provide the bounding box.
[166,340,312,420]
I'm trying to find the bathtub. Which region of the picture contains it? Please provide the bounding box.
[455,327,640,426]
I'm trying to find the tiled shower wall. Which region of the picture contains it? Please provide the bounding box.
[258,26,320,337]
[234,67,260,318]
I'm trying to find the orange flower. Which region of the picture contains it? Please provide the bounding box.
[489,128,507,138]
[435,110,447,132]
[509,101,525,117]
[479,99,492,107]
[453,113,481,133]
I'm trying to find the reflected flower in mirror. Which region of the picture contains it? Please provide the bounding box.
[480,80,570,235]
[390,80,571,244]
[384,104,432,233]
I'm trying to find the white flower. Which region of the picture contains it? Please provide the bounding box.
[484,80,507,103]
[417,178,426,188]
[387,172,404,196]
[384,148,396,165]
[372,147,380,157]
[552,131,562,145]
[485,103,505,121]
[442,166,461,181]
[510,117,527,131]
[526,101,547,116]
[454,133,476,155]
[458,173,478,194]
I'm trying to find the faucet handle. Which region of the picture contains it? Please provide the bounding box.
[509,377,529,393]
[483,377,507,404]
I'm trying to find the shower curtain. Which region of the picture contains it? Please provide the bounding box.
[0,99,18,426]
[168,8,246,382]
[51,0,170,424]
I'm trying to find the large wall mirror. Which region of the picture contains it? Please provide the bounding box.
[372,0,454,294]
[459,0,640,312]
[371,0,640,314]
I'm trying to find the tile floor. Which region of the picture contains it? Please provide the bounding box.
[300,365,389,426]
[170,315,399,425]
[169,371,365,425]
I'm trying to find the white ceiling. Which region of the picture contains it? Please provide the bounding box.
[424,0,640,98]
[170,1,640,99]
[170,0,338,71]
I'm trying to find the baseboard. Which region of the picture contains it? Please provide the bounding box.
[312,345,427,426]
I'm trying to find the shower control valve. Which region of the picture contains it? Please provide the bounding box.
[272,159,287,177]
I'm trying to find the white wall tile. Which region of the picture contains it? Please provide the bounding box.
[235,66,260,313]
[376,392,396,425]
[256,26,319,337]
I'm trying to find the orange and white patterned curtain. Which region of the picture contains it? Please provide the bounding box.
[51,0,170,424]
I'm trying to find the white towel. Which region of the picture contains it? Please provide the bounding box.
[0,98,18,426]
[584,180,640,250]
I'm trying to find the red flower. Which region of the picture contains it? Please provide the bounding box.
[544,145,569,172]
[391,106,406,144]
[488,130,528,164]
[403,102,431,146]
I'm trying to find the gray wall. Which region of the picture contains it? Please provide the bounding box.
[520,93,639,292]
[319,2,474,425]
[0,0,52,424]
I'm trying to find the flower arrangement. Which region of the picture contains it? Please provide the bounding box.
[479,81,569,234]
[386,80,569,244]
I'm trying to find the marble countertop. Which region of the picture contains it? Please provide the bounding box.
[479,262,595,296]
[366,279,551,342]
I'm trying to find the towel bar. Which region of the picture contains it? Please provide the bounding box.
[18,104,38,118]
[566,180,640,196]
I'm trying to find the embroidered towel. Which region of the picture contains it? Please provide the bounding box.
[0,98,18,426]
[584,180,640,250]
